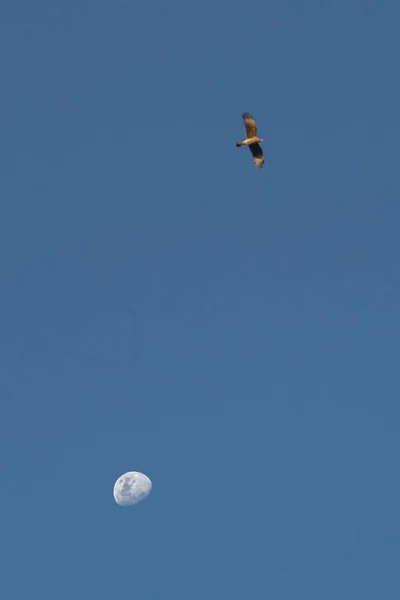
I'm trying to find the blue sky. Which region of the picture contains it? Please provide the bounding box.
[1,1,400,598]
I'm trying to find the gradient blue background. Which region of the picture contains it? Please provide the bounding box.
[1,1,399,598]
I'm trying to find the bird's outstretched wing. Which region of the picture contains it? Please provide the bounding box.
[242,112,257,138]
[248,143,264,168]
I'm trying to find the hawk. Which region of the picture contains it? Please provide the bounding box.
[236,112,264,168]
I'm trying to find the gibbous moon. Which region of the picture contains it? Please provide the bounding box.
[113,471,152,507]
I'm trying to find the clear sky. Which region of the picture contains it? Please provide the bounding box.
[1,1,399,599]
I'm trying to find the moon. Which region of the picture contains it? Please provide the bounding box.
[113,471,152,507]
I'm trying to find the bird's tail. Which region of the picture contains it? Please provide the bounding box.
[236,141,244,147]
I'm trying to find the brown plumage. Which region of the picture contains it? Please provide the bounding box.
[236,112,265,168]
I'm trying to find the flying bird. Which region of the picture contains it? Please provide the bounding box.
[236,112,264,168]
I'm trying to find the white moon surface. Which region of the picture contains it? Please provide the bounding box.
[113,471,152,507]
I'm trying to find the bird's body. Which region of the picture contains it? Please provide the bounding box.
[236,112,264,168]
